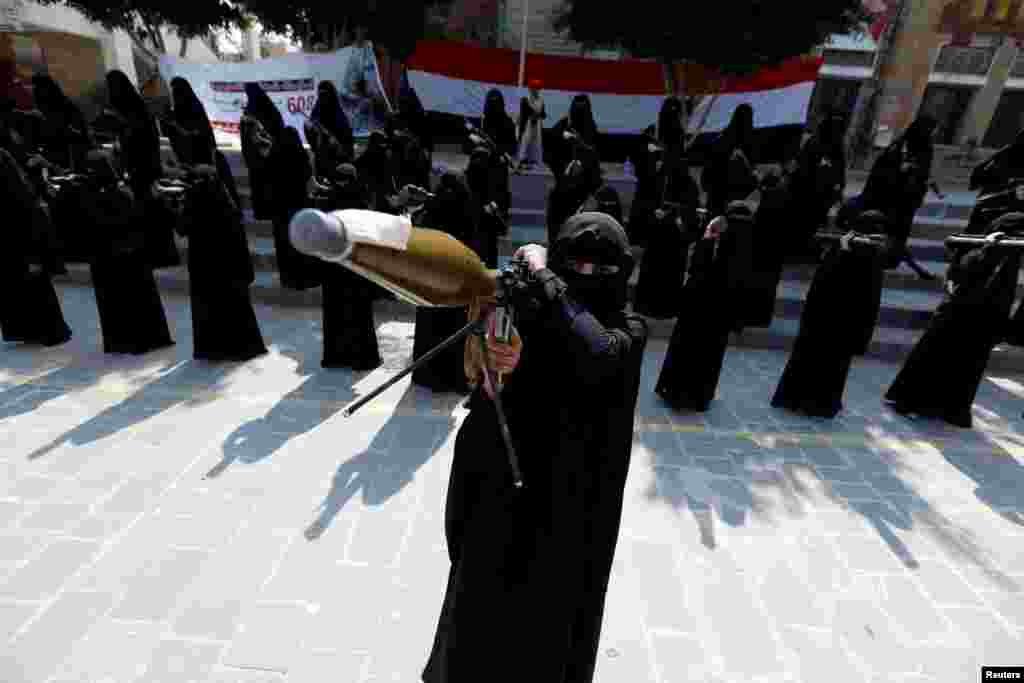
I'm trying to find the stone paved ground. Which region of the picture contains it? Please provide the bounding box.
[1,284,1023,683]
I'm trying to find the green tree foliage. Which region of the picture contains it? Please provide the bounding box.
[551,0,871,75]
[33,0,245,54]
[240,0,454,60]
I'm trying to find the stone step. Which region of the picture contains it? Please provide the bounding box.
[52,263,1024,374]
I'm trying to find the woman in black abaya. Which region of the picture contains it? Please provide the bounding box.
[311,163,383,371]
[838,115,938,354]
[423,212,647,683]
[31,75,93,171]
[176,164,266,362]
[655,201,755,412]
[466,145,507,268]
[274,126,323,291]
[633,101,701,319]
[627,96,688,247]
[305,80,355,177]
[105,70,180,270]
[545,94,599,184]
[784,112,847,262]
[355,130,399,213]
[81,149,174,355]
[546,143,619,245]
[885,214,1024,429]
[702,103,759,217]
[241,82,284,221]
[467,89,516,212]
[0,146,72,347]
[166,77,242,211]
[410,172,477,393]
[771,211,897,418]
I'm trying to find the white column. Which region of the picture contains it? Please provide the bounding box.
[241,26,260,62]
[517,0,529,93]
[957,36,1020,145]
[99,30,138,84]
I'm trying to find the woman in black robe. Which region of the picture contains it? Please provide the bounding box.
[630,100,704,317]
[466,145,507,268]
[410,172,477,393]
[467,89,516,211]
[105,70,180,270]
[885,214,1024,429]
[166,77,242,211]
[31,75,93,172]
[273,126,323,291]
[80,149,174,355]
[423,212,647,683]
[771,210,897,419]
[546,143,619,245]
[175,164,266,362]
[388,112,431,192]
[838,115,938,354]
[241,82,285,221]
[305,80,355,177]
[310,163,383,370]
[545,94,599,184]
[701,103,759,217]
[967,129,1024,345]
[0,145,72,347]
[655,201,755,412]
[627,96,688,247]
[355,130,399,213]
[783,112,847,262]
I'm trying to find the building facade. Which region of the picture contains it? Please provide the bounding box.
[1,0,218,116]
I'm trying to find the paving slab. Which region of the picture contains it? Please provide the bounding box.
[0,284,1022,681]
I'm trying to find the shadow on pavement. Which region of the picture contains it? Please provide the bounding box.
[25,358,235,461]
[208,368,360,479]
[639,350,1023,594]
[304,384,458,541]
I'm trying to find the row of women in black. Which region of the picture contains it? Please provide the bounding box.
[1,71,266,363]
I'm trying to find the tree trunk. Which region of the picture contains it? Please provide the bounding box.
[179,38,189,58]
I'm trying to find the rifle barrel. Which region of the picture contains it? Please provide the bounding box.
[945,233,1024,249]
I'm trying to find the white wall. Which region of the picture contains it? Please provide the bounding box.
[20,0,220,88]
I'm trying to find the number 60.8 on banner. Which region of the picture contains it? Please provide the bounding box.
[287,95,317,113]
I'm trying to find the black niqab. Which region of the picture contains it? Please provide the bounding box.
[568,94,598,140]
[244,83,284,140]
[171,77,216,157]
[311,81,354,149]
[657,96,685,147]
[549,212,633,317]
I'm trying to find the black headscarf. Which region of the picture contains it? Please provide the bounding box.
[568,94,598,141]
[900,114,937,161]
[106,70,150,124]
[483,89,506,129]
[32,75,81,126]
[244,82,284,140]
[549,211,634,316]
[657,96,685,147]
[722,103,755,157]
[818,112,846,158]
[311,80,354,150]
[172,78,215,145]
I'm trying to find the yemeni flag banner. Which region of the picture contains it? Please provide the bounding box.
[406,40,823,135]
[687,56,824,134]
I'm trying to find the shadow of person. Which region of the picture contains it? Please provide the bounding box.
[25,359,235,461]
[304,385,457,541]
[942,443,1024,528]
[208,369,359,479]
[0,343,178,423]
